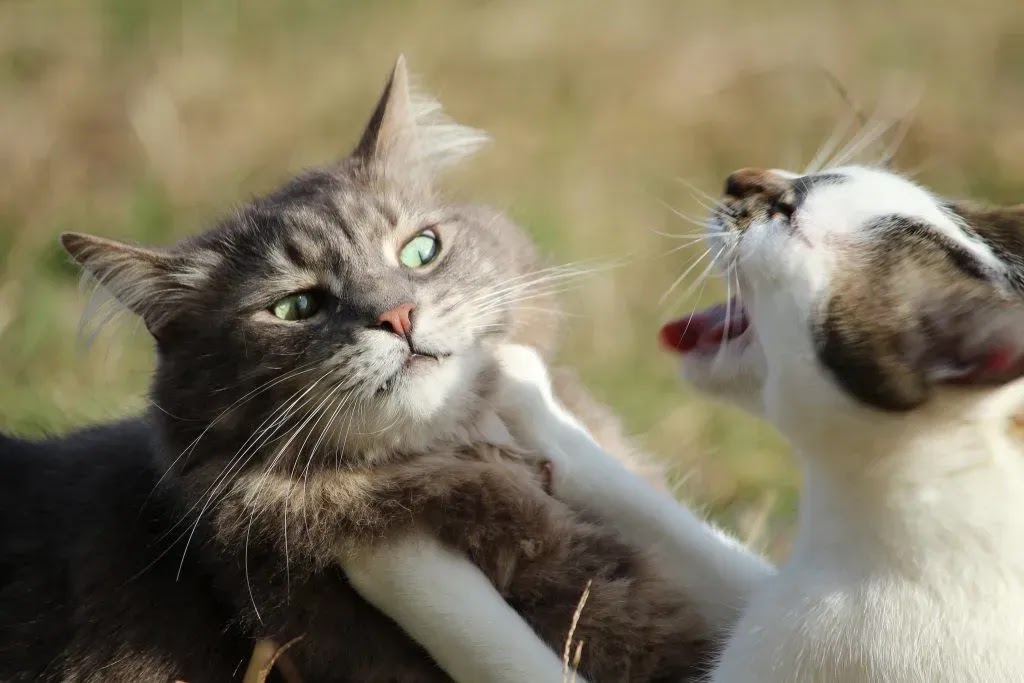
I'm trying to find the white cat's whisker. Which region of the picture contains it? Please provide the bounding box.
[804,110,857,175]
[474,282,590,311]
[155,378,319,544]
[830,119,894,168]
[665,246,728,317]
[717,271,735,362]
[222,385,338,612]
[685,192,726,217]
[244,507,262,622]
[659,247,715,306]
[653,230,731,241]
[876,113,915,169]
[667,256,719,350]
[826,102,898,170]
[657,199,719,230]
[673,176,729,211]
[248,384,342,511]
[820,105,881,169]
[661,239,721,259]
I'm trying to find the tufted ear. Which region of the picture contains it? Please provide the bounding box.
[61,232,192,337]
[353,55,489,183]
[929,202,1024,385]
[945,201,1024,278]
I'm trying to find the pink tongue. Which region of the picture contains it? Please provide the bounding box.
[659,300,748,355]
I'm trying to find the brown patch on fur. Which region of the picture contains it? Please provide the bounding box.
[724,167,790,206]
[947,202,1024,270]
[1008,412,1024,441]
[816,215,1014,411]
[817,256,932,411]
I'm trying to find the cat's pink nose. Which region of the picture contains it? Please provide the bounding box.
[377,303,414,338]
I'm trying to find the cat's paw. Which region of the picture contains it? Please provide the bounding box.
[492,344,607,489]
[491,344,567,461]
[493,344,554,398]
[491,344,557,424]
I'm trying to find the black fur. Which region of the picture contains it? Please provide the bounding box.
[0,422,258,682]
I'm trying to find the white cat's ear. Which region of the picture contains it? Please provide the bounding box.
[924,302,1024,388]
[353,55,489,181]
[61,232,191,337]
[939,202,1024,385]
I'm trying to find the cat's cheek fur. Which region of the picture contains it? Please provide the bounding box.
[393,350,487,423]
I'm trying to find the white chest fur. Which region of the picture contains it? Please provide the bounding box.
[714,386,1024,682]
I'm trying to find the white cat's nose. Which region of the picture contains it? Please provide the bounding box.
[724,168,789,204]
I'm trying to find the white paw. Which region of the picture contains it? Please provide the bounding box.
[492,345,625,504]
[493,344,554,399]
[491,344,556,423]
[491,344,607,496]
[490,344,564,459]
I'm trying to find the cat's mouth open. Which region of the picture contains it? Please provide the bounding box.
[659,297,751,355]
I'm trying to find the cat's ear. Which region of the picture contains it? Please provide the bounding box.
[353,55,489,182]
[945,201,1024,269]
[921,301,1024,389]
[61,232,192,337]
[930,201,1024,386]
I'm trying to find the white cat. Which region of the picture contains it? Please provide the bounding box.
[659,165,1024,682]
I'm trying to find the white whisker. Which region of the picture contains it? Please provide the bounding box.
[804,111,857,175]
[659,247,713,306]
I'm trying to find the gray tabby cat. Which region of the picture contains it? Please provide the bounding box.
[0,57,715,682]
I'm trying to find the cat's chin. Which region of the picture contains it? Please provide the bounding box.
[660,299,767,416]
[383,348,489,424]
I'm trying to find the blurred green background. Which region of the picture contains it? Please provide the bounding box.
[2,0,1023,558]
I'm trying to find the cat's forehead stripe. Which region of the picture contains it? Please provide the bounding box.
[791,173,849,207]
[799,168,1006,275]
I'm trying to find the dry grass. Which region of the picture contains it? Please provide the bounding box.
[241,635,305,683]
[2,0,1023,556]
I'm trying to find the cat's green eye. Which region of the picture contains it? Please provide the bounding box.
[399,229,440,269]
[270,292,320,321]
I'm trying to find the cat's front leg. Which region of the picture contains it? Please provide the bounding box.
[492,343,775,633]
[344,534,583,683]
